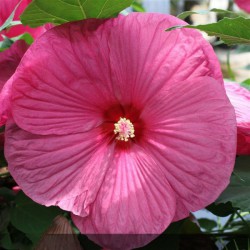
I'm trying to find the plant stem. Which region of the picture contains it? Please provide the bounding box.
[227,49,236,81]
[220,213,235,232]
[235,210,250,230]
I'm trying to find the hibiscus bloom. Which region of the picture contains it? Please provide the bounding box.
[5,13,236,249]
[0,0,44,41]
[235,0,250,13]
[0,40,29,126]
[225,82,250,155]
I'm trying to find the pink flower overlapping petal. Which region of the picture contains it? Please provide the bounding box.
[0,40,29,126]
[225,82,250,155]
[235,0,250,13]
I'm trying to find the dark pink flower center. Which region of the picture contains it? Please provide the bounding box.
[101,104,145,148]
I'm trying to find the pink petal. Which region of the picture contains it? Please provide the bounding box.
[225,82,250,155]
[235,0,250,13]
[0,40,29,126]
[108,13,223,106]
[11,19,118,135]
[0,0,45,40]
[0,40,28,89]
[140,76,236,221]
[0,77,13,126]
[72,144,176,249]
[5,119,115,216]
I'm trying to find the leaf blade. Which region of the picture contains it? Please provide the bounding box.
[216,156,250,211]
[21,0,133,27]
[10,192,63,237]
[166,17,250,45]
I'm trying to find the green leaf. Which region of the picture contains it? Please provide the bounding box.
[177,8,239,20]
[21,0,133,27]
[166,17,250,46]
[216,156,250,211]
[0,150,7,167]
[131,2,145,12]
[0,188,15,202]
[142,220,185,249]
[0,33,33,52]
[25,233,41,244]
[0,230,14,250]
[0,207,10,232]
[11,33,34,45]
[0,1,22,32]
[10,192,62,239]
[164,219,186,234]
[241,78,250,90]
[0,36,14,52]
[181,218,201,234]
[2,225,33,250]
[78,235,101,250]
[197,218,217,232]
[206,202,236,217]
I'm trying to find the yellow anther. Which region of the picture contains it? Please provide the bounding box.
[114,117,135,142]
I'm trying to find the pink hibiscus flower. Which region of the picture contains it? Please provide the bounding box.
[225,82,250,155]
[0,0,45,41]
[235,0,250,13]
[5,13,236,249]
[0,40,29,126]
